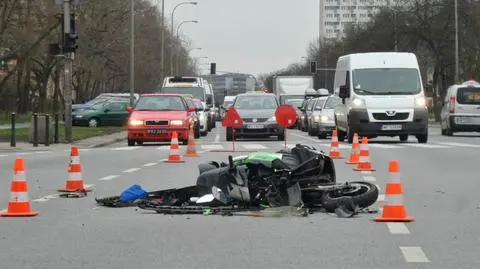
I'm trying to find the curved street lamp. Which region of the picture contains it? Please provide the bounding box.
[174,20,198,75]
[169,2,198,75]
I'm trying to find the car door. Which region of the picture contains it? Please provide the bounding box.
[101,102,129,126]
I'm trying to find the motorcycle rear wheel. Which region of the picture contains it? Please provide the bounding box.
[321,181,378,212]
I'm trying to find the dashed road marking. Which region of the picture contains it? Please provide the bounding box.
[242,144,268,150]
[122,168,140,173]
[387,223,411,234]
[361,171,372,174]
[143,162,157,167]
[399,247,430,263]
[32,194,58,202]
[111,146,141,151]
[369,144,403,149]
[362,176,376,182]
[377,194,385,201]
[99,175,120,181]
[157,146,171,150]
[84,184,95,189]
[0,154,6,158]
[435,141,480,148]
[403,144,449,149]
[214,133,220,143]
[201,144,224,150]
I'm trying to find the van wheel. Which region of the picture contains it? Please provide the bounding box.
[416,131,428,143]
[337,127,346,142]
[346,126,354,144]
[445,126,453,136]
[399,135,408,142]
[128,139,135,146]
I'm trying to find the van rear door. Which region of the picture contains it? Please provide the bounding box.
[455,86,480,117]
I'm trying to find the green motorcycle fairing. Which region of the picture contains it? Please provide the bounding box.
[232,152,285,169]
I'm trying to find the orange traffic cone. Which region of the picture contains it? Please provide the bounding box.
[1,158,38,217]
[165,131,185,163]
[328,130,343,159]
[59,145,91,193]
[345,133,360,164]
[185,128,199,157]
[374,160,414,222]
[353,137,375,171]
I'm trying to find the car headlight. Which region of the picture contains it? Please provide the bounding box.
[415,96,427,108]
[301,115,305,120]
[268,116,276,121]
[314,115,320,122]
[75,115,83,118]
[321,115,329,121]
[128,119,143,126]
[209,111,215,115]
[199,114,205,120]
[170,120,183,126]
[351,98,365,108]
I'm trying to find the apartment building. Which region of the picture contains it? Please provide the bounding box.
[319,0,394,40]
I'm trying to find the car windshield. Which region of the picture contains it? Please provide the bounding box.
[324,97,342,109]
[234,95,277,109]
[314,99,326,110]
[156,87,205,101]
[192,100,204,110]
[456,87,480,105]
[223,101,233,107]
[284,99,304,107]
[280,95,304,104]
[134,96,186,111]
[352,68,421,95]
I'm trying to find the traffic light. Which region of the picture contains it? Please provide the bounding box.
[310,61,317,74]
[64,33,78,53]
[210,62,216,75]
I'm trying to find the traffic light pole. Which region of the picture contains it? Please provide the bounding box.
[63,0,73,143]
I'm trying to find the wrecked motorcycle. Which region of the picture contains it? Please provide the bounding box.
[97,144,378,216]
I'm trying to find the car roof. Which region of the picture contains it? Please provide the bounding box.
[140,93,184,97]
[237,92,276,97]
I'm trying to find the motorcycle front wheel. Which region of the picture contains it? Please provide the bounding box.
[321,181,379,213]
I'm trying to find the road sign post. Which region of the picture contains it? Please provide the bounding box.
[275,105,297,149]
[222,107,243,152]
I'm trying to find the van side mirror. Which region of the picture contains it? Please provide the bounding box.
[339,85,349,99]
[126,106,133,113]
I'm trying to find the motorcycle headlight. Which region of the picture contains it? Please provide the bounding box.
[351,98,365,108]
[128,119,143,126]
[268,116,276,121]
[170,120,183,126]
[415,96,427,108]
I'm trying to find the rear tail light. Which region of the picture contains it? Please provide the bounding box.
[449,96,455,113]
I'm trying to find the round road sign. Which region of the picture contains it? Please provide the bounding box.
[275,104,297,128]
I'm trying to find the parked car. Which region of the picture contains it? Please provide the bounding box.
[126,94,196,146]
[226,92,284,141]
[72,100,130,127]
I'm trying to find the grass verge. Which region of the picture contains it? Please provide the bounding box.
[0,125,124,143]
[0,112,32,125]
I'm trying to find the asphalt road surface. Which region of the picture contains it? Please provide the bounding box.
[0,123,479,268]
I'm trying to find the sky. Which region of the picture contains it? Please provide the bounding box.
[152,0,319,77]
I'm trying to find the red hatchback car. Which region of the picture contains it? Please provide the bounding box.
[126,94,196,146]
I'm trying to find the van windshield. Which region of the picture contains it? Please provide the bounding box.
[156,87,205,101]
[352,68,421,95]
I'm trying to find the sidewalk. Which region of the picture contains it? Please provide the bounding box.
[0,123,29,130]
[0,131,126,151]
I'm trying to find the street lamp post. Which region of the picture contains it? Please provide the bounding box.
[130,0,135,107]
[170,2,198,75]
[454,0,459,83]
[174,20,198,75]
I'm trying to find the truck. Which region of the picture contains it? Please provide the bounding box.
[272,76,315,106]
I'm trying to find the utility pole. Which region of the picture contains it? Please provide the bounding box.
[129,0,135,106]
[454,0,459,83]
[63,0,73,143]
[160,0,165,81]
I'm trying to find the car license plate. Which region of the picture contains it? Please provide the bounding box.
[146,129,167,135]
[247,124,264,129]
[455,117,480,125]
[381,124,402,131]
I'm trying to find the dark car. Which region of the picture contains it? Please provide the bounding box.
[72,100,131,127]
[226,93,284,141]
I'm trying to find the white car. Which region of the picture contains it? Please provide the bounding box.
[191,99,209,136]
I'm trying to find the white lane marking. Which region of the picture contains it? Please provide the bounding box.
[403,144,449,148]
[0,154,7,158]
[377,194,385,201]
[17,152,30,155]
[242,144,268,150]
[84,184,95,189]
[201,144,225,150]
[361,171,372,174]
[122,168,140,173]
[32,194,58,202]
[214,133,220,143]
[387,223,410,234]
[99,175,120,181]
[34,151,51,154]
[399,247,430,263]
[111,146,141,151]
[434,142,480,148]
[142,162,157,167]
[369,144,403,149]
[92,206,100,210]
[157,146,170,150]
[362,176,376,182]
[286,144,296,149]
[197,150,206,154]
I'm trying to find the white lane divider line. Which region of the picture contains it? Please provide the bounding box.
[99,175,120,181]
[387,223,410,234]
[84,184,95,189]
[361,171,372,174]
[214,133,220,143]
[242,144,268,150]
[201,144,224,150]
[157,146,171,150]
[434,141,480,148]
[32,194,58,202]
[0,154,7,158]
[122,168,140,173]
[362,176,376,182]
[399,247,430,263]
[142,162,157,167]
[403,144,449,148]
[369,144,403,149]
[377,194,385,201]
[111,146,141,151]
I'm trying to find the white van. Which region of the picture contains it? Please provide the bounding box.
[333,52,429,143]
[440,80,480,136]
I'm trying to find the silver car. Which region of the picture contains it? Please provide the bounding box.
[309,95,342,139]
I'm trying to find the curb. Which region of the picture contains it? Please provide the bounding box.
[89,136,126,148]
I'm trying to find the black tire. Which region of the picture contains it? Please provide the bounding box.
[318,132,327,139]
[127,139,135,146]
[226,127,233,141]
[195,126,201,139]
[337,127,346,142]
[181,139,188,145]
[136,141,144,146]
[201,131,208,136]
[399,135,408,142]
[417,130,428,143]
[321,181,379,213]
[278,134,285,141]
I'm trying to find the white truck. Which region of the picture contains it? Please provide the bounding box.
[272,76,314,106]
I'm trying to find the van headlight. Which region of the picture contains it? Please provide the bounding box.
[268,116,276,121]
[351,98,365,108]
[415,96,427,108]
[170,120,183,126]
[321,115,329,121]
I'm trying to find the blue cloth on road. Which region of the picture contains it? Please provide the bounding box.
[119,184,148,202]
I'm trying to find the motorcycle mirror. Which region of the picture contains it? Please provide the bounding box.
[212,186,229,204]
[196,194,215,204]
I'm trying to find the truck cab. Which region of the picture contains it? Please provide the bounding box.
[333,52,429,143]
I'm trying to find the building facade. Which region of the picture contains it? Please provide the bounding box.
[319,0,394,40]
